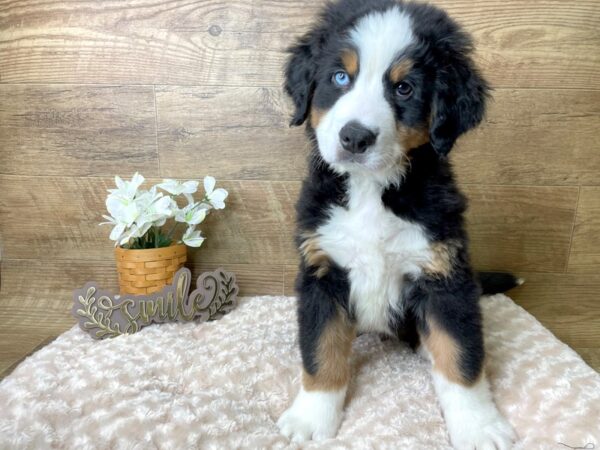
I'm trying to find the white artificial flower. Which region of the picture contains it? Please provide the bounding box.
[118,225,140,246]
[108,172,144,200]
[154,217,168,227]
[101,174,226,248]
[111,224,126,242]
[158,179,199,204]
[106,194,139,226]
[174,203,207,226]
[118,222,153,247]
[158,179,199,195]
[203,176,228,210]
[182,226,205,247]
[135,188,173,225]
[105,173,152,227]
[153,197,178,227]
[135,221,153,240]
[99,215,127,244]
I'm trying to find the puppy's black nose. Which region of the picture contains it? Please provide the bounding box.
[339,121,378,154]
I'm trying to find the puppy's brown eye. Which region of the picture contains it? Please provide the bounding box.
[396,81,413,99]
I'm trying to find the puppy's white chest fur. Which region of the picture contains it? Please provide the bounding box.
[317,174,432,334]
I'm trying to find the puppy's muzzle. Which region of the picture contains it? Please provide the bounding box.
[339,121,378,154]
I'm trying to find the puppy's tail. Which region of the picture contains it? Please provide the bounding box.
[476,271,524,295]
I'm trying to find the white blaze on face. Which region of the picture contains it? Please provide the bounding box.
[316,8,415,175]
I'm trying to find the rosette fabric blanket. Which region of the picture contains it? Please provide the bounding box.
[0,295,598,449]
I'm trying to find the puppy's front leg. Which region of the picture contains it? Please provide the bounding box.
[278,269,355,442]
[418,278,516,450]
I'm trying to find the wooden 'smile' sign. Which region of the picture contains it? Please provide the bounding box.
[72,268,238,339]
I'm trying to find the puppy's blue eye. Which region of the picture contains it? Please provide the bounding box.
[332,71,350,87]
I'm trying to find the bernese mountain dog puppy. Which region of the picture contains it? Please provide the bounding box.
[277,0,520,448]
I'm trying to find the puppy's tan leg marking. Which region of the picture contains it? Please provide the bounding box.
[278,310,353,442]
[423,320,515,448]
[303,310,356,391]
[422,317,478,386]
[299,232,330,278]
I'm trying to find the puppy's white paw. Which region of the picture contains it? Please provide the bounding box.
[277,405,339,442]
[447,411,516,450]
[277,387,345,442]
[433,374,516,450]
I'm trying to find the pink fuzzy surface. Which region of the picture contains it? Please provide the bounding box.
[0,294,598,449]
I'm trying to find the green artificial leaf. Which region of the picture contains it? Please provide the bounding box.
[157,232,172,248]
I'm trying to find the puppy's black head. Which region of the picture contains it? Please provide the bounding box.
[284,0,489,171]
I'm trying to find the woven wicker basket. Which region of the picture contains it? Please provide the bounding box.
[114,244,187,295]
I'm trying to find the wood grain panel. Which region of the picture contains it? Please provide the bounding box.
[0,304,74,336]
[574,348,600,372]
[156,86,306,180]
[174,180,298,264]
[0,259,119,303]
[464,185,579,273]
[0,0,318,32]
[510,273,600,348]
[2,0,598,36]
[0,333,57,377]
[568,187,600,273]
[447,1,600,90]
[0,85,159,177]
[0,175,299,264]
[283,264,298,297]
[0,175,117,260]
[0,27,289,86]
[0,0,597,88]
[454,89,600,186]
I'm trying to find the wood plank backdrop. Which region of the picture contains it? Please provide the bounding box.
[1,0,599,374]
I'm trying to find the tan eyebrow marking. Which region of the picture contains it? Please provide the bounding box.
[390,58,414,83]
[341,49,359,76]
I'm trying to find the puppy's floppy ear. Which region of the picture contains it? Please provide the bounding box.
[284,33,320,127]
[429,56,489,156]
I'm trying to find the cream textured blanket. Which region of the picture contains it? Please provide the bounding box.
[0,295,598,449]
